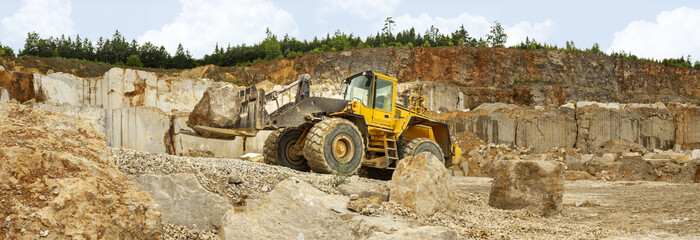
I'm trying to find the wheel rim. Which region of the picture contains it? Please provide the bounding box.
[284,139,304,166]
[332,133,354,163]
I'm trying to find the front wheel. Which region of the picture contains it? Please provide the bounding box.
[263,128,310,171]
[304,118,364,175]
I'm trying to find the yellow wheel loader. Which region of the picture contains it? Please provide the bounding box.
[192,71,462,179]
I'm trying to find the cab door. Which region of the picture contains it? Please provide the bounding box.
[371,77,395,127]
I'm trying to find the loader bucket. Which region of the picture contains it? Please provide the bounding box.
[188,85,270,140]
[237,85,270,130]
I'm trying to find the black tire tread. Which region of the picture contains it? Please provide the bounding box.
[402,138,444,162]
[263,128,297,165]
[303,118,364,174]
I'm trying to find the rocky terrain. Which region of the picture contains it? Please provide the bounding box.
[2,100,699,239]
[0,103,161,239]
[1,46,699,239]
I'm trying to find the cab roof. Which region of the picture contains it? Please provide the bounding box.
[344,71,398,83]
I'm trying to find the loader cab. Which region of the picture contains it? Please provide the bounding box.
[342,71,397,128]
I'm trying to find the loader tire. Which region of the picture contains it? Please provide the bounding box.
[304,118,364,175]
[403,138,444,163]
[263,128,310,171]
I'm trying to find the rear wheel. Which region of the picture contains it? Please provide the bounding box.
[304,118,364,175]
[403,138,444,163]
[263,128,310,171]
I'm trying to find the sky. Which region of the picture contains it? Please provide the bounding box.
[1,0,699,61]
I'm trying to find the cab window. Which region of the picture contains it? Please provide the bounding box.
[373,78,393,112]
[343,75,371,106]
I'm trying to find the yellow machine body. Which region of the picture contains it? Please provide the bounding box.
[330,72,462,169]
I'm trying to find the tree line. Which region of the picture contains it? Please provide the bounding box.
[1,17,699,71]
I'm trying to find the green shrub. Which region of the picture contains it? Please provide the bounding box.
[125,54,143,67]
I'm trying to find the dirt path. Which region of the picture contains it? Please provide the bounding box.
[453,177,700,239]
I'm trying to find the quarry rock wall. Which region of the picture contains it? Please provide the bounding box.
[441,103,700,152]
[221,47,699,106]
[0,67,267,158]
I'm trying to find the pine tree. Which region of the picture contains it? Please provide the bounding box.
[382,17,396,36]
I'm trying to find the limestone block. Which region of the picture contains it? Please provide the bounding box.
[488,160,564,216]
[602,153,617,162]
[240,153,264,163]
[580,154,594,163]
[33,103,106,135]
[560,102,575,109]
[188,83,244,130]
[155,77,211,112]
[130,173,233,231]
[595,138,647,155]
[351,215,414,238]
[674,154,691,164]
[576,101,598,108]
[0,87,9,102]
[106,107,171,153]
[576,106,675,151]
[565,170,595,181]
[219,178,352,240]
[337,176,390,201]
[465,113,517,145]
[398,81,465,112]
[565,156,580,164]
[675,108,700,149]
[368,226,460,240]
[33,73,85,106]
[347,196,382,213]
[390,152,452,216]
[692,149,700,160]
[515,108,577,152]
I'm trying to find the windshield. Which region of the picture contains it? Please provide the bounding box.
[343,75,371,106]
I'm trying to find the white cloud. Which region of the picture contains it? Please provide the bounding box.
[504,19,556,46]
[138,0,298,57]
[1,0,74,46]
[607,7,700,60]
[316,0,401,24]
[387,13,555,45]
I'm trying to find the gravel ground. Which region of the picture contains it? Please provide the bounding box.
[111,148,350,203]
[110,147,667,239]
[373,191,625,239]
[110,147,382,239]
[454,177,700,239]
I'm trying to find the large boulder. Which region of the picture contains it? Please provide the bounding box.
[219,178,354,240]
[0,103,162,239]
[488,160,564,217]
[188,83,243,131]
[130,173,233,231]
[390,152,452,216]
[595,138,648,155]
[351,215,417,237]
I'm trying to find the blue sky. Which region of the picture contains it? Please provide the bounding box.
[1,0,699,60]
